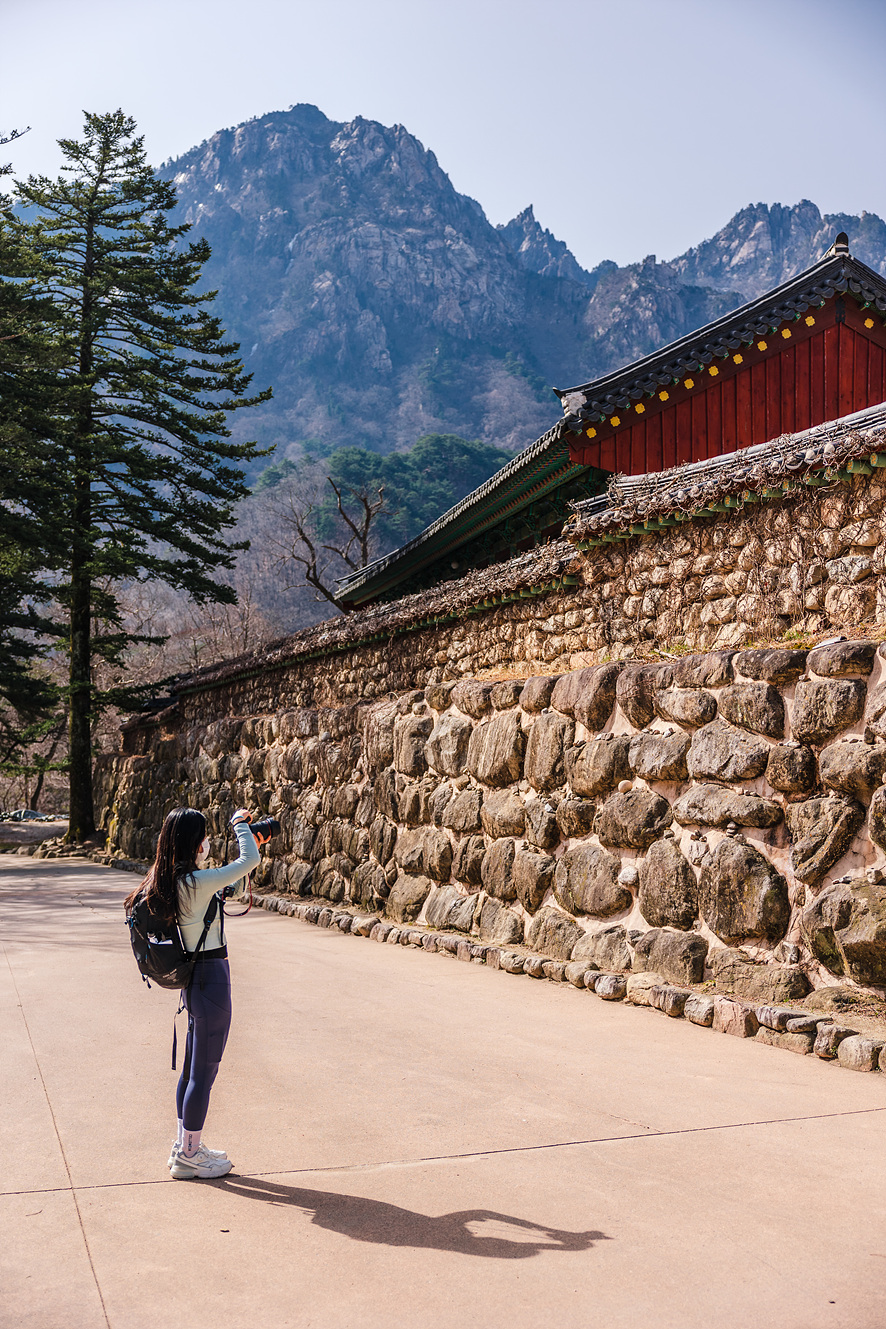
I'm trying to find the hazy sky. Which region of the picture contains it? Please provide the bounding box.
[4,0,885,268]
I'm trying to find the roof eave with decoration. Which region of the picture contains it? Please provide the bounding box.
[554,243,886,438]
[564,402,886,546]
[336,421,589,606]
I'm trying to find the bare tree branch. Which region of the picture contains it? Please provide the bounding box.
[269,475,387,610]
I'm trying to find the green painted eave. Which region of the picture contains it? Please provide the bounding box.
[338,429,593,606]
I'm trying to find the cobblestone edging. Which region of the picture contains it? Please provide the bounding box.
[250,892,886,1076]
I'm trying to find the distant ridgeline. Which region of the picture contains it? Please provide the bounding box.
[163,104,886,464]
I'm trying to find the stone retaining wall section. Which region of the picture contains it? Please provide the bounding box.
[96,636,886,1002]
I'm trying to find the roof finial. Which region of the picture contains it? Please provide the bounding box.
[824,230,850,258]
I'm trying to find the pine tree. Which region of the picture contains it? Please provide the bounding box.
[11,111,271,840]
[0,129,62,772]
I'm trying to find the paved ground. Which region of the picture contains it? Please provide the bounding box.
[3,857,885,1329]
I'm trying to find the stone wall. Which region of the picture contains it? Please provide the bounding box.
[97,637,886,1001]
[136,469,886,735]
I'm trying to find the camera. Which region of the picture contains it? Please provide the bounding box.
[248,817,280,843]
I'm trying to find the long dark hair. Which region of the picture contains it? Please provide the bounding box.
[124,807,206,926]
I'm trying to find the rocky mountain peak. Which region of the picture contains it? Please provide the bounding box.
[497,205,594,286]
[671,199,886,297]
[160,105,886,464]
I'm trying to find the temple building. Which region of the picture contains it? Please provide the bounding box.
[338,234,886,609]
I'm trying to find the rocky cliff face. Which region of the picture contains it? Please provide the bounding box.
[671,200,886,298]
[163,105,885,464]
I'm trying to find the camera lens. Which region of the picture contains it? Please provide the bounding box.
[250,817,281,841]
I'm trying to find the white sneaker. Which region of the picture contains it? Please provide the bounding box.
[169,1143,233,1180]
[167,1141,228,1170]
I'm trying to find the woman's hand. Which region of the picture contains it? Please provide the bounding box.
[231,807,251,826]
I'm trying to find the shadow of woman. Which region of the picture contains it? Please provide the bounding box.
[210,1175,609,1259]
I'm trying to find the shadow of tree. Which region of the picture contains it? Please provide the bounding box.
[212,1175,610,1259]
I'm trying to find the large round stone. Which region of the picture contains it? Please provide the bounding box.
[556,797,597,839]
[791,679,866,746]
[708,948,810,1002]
[593,790,672,849]
[551,663,620,729]
[452,835,485,886]
[638,839,699,930]
[467,710,526,787]
[526,907,584,960]
[478,897,524,945]
[818,740,886,803]
[350,861,388,909]
[654,687,717,728]
[554,843,632,917]
[369,816,397,864]
[480,836,518,901]
[631,928,708,984]
[672,784,782,829]
[442,788,483,833]
[687,719,770,783]
[616,663,672,728]
[671,651,734,689]
[451,680,494,719]
[628,730,690,782]
[394,826,452,881]
[785,796,865,885]
[766,743,817,793]
[699,839,790,944]
[424,885,478,933]
[716,682,785,739]
[480,788,525,838]
[519,674,560,714]
[512,848,556,913]
[572,924,631,971]
[425,713,473,776]
[733,647,807,683]
[524,711,574,791]
[802,876,886,985]
[385,871,432,923]
[807,639,876,678]
[566,735,631,797]
[523,796,560,850]
[393,713,434,776]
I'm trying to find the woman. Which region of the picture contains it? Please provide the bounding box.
[126,805,262,1179]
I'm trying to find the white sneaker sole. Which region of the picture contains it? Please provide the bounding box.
[170,1157,233,1180]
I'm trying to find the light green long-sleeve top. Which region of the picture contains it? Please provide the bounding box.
[177,820,260,952]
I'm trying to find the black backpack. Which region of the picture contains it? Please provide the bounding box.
[125,887,221,991]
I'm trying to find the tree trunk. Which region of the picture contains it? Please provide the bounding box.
[29,716,66,812]
[66,210,97,843]
[67,552,94,839]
